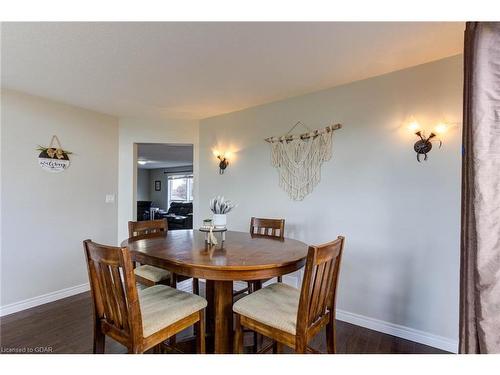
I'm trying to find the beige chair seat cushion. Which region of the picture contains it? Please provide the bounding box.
[134,265,171,283]
[139,285,207,337]
[233,282,300,334]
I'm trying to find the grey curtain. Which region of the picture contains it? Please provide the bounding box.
[460,22,500,354]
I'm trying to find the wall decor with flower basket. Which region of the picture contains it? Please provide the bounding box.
[37,135,72,173]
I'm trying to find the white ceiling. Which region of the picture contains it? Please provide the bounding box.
[1,22,464,120]
[137,143,193,169]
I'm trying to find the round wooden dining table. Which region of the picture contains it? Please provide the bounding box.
[121,229,308,353]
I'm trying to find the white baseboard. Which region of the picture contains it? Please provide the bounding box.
[335,309,458,353]
[280,274,458,353]
[0,278,459,353]
[0,283,90,317]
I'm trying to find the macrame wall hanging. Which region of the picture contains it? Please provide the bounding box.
[265,121,342,201]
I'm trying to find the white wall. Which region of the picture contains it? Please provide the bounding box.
[136,168,150,201]
[117,118,199,242]
[149,168,168,209]
[199,56,462,351]
[1,89,119,311]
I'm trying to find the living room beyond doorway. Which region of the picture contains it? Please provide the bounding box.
[136,143,194,230]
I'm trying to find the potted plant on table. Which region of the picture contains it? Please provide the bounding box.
[209,196,237,228]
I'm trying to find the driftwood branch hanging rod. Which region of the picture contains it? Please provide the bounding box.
[264,123,342,143]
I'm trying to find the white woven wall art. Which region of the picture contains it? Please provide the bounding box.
[265,122,342,201]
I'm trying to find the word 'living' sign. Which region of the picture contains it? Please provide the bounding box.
[37,135,72,173]
[38,156,70,172]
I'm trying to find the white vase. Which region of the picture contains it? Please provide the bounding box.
[213,214,227,228]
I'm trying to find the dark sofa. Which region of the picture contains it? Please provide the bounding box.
[159,202,193,230]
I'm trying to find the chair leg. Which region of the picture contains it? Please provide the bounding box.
[192,279,201,337]
[248,280,262,353]
[234,314,243,354]
[169,334,177,346]
[196,310,205,354]
[254,280,262,292]
[171,273,177,288]
[193,278,199,295]
[273,341,283,354]
[93,323,105,354]
[295,337,307,354]
[326,312,336,354]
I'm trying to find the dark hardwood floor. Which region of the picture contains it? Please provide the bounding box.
[0,285,447,354]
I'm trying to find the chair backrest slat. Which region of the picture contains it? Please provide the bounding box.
[297,236,345,334]
[84,240,142,340]
[101,264,119,324]
[308,262,326,321]
[250,217,285,239]
[111,266,129,330]
[128,219,168,238]
[317,257,335,317]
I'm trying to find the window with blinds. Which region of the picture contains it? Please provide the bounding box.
[167,174,193,207]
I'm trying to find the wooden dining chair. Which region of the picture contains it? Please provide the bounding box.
[128,219,199,295]
[250,217,285,282]
[250,217,285,240]
[236,217,285,296]
[234,217,286,352]
[233,236,345,354]
[84,239,206,354]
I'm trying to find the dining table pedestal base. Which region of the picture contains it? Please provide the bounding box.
[206,279,234,354]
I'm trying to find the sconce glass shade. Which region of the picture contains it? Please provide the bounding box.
[407,121,421,132]
[434,123,448,134]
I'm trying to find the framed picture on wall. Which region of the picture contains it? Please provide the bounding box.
[155,180,161,191]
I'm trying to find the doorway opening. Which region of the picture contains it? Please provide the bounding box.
[136,143,194,230]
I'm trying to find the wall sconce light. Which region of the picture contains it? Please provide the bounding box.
[407,121,446,162]
[212,149,232,174]
[217,155,229,174]
[413,131,441,162]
